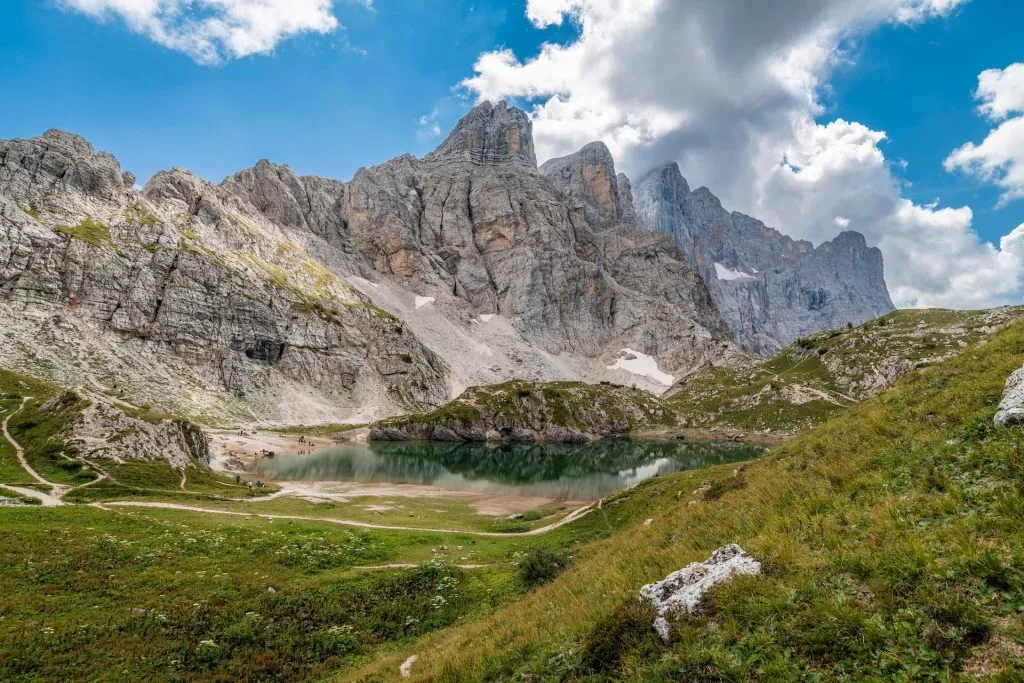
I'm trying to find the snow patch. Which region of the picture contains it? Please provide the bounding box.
[714,263,757,282]
[607,348,674,387]
[479,314,496,322]
[414,296,435,309]
[640,544,761,641]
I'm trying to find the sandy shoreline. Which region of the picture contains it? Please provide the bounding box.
[204,429,582,516]
[207,429,336,464]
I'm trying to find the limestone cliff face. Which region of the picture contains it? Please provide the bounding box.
[631,162,895,354]
[224,102,734,374]
[540,141,634,228]
[0,130,449,422]
[0,103,737,422]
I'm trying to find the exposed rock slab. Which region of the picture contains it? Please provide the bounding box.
[639,544,761,641]
[995,365,1024,427]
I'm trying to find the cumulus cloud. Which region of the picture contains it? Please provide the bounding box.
[59,0,365,64]
[460,0,1024,308]
[945,63,1024,206]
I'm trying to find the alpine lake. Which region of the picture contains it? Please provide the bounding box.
[252,438,764,500]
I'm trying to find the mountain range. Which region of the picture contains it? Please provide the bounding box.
[0,101,893,423]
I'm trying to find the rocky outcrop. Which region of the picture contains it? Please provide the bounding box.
[68,401,210,468]
[665,307,1024,436]
[540,142,634,228]
[995,365,1024,427]
[223,102,735,376]
[631,163,895,354]
[0,130,449,422]
[370,380,677,443]
[640,544,761,641]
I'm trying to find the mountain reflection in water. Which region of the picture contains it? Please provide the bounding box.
[253,439,763,500]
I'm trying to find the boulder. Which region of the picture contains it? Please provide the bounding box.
[995,366,1024,427]
[639,544,761,641]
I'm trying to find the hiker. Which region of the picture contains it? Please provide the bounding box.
[247,481,253,490]
[235,474,241,484]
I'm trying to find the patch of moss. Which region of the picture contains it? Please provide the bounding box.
[54,217,115,250]
[124,201,164,227]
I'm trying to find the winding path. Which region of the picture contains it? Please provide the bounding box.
[1,397,70,502]
[1,398,594,537]
[92,500,594,538]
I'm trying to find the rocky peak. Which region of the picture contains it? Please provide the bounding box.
[221,159,312,230]
[631,160,895,353]
[425,101,537,166]
[540,141,633,226]
[633,162,692,239]
[40,129,97,160]
[1,129,126,204]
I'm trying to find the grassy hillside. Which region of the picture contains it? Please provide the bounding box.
[350,317,1024,681]
[372,380,677,442]
[665,306,1024,435]
[0,368,258,504]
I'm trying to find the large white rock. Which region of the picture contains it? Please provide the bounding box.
[995,366,1024,427]
[639,544,761,641]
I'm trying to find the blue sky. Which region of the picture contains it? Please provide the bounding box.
[2,0,1022,308]
[0,1,574,183]
[826,0,1024,249]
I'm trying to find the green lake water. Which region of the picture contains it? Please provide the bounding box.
[253,439,763,500]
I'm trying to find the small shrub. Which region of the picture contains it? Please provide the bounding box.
[580,598,661,675]
[518,547,569,589]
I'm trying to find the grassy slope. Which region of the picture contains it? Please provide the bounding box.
[0,367,272,503]
[0,455,738,681]
[665,307,1024,435]
[349,318,1024,681]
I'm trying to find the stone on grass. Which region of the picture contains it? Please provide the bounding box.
[639,544,761,641]
[994,366,1024,427]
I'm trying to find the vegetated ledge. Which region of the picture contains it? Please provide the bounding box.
[370,380,679,443]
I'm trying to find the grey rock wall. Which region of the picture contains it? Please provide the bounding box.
[632,162,895,354]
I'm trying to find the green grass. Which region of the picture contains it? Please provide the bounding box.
[666,306,1024,435]
[0,482,658,682]
[124,200,164,227]
[350,318,1024,681]
[0,506,520,681]
[54,217,116,250]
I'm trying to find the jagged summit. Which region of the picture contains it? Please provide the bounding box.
[631,161,894,353]
[425,100,537,166]
[540,141,635,226]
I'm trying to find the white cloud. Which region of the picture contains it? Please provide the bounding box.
[945,63,1024,206]
[975,63,1024,120]
[59,0,366,64]
[459,0,1024,309]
